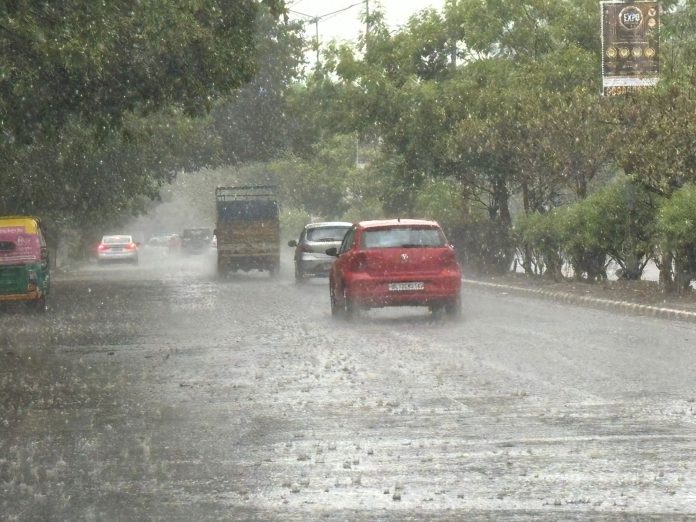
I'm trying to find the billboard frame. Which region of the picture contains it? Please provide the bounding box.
[601,1,660,96]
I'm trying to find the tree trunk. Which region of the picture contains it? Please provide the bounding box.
[622,253,643,280]
[521,245,533,275]
[657,251,675,293]
[576,172,588,200]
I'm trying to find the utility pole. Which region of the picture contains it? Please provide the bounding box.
[313,17,320,65]
[365,0,369,43]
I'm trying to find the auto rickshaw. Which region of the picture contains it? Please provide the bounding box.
[0,216,50,311]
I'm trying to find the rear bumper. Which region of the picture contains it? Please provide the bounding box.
[298,257,334,276]
[345,272,461,307]
[0,290,41,302]
[218,252,279,270]
[98,251,138,262]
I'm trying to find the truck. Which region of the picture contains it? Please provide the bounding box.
[214,185,280,276]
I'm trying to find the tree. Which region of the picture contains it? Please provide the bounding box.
[656,184,696,292]
[209,10,306,164]
[0,1,287,227]
[1,1,284,142]
[272,134,382,220]
[605,1,696,287]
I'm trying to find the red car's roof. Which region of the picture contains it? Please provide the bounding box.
[357,219,440,229]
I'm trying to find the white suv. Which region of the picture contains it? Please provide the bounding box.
[288,222,352,282]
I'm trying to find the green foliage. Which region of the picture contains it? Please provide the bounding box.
[209,11,305,164]
[280,207,312,242]
[656,184,696,290]
[290,0,619,276]
[1,110,217,224]
[413,178,467,230]
[516,209,564,279]
[0,1,291,234]
[272,134,382,221]
[657,185,696,250]
[611,85,696,197]
[517,180,658,281]
[0,1,279,144]
[444,0,601,58]
[556,193,611,282]
[609,2,696,196]
[582,180,658,280]
[340,200,384,225]
[286,0,696,288]
[10,0,696,287]
[449,207,515,276]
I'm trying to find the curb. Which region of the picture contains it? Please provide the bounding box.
[462,279,696,323]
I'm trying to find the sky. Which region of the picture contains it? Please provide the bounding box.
[287,0,445,47]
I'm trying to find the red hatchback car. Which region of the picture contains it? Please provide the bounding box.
[327,219,462,318]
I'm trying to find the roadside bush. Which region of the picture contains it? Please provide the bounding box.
[583,179,657,280]
[516,210,564,279]
[517,179,657,282]
[557,197,610,281]
[448,210,515,276]
[655,184,696,292]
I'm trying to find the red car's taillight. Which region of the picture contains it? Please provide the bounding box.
[439,250,459,270]
[350,253,368,272]
[97,243,107,251]
[125,242,137,250]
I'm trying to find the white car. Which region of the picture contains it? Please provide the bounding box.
[97,235,139,265]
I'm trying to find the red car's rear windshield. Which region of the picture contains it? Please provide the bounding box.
[361,226,446,249]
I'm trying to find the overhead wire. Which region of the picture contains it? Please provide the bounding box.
[289,1,363,23]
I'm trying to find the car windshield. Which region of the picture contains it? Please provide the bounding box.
[306,227,350,242]
[361,227,446,249]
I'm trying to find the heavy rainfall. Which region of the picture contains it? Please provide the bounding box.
[2,1,696,520]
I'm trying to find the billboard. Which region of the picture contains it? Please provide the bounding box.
[601,1,660,95]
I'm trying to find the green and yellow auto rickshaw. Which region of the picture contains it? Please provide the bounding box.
[0,216,50,311]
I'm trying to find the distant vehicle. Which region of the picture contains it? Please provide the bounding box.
[288,221,352,282]
[147,235,171,248]
[181,228,213,254]
[215,185,280,276]
[211,234,217,249]
[97,235,139,265]
[0,216,50,312]
[327,219,461,318]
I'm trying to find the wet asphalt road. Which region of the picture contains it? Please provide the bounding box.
[1,248,696,520]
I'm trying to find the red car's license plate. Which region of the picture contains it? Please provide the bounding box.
[388,282,424,291]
